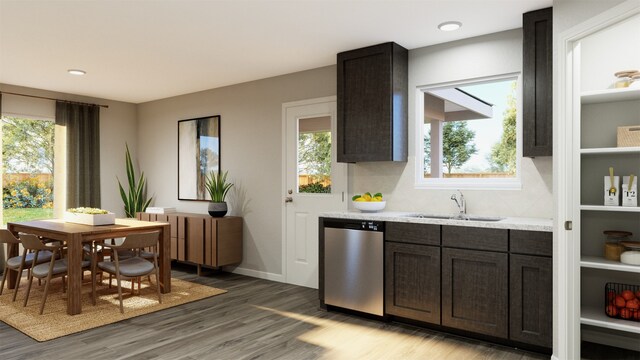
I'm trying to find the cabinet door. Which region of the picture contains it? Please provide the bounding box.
[523,7,552,157]
[216,217,243,267]
[385,242,440,324]
[337,42,407,162]
[510,254,552,348]
[442,248,508,338]
[186,217,205,264]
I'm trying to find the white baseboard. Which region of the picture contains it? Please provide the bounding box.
[582,328,640,352]
[550,355,559,360]
[227,266,285,283]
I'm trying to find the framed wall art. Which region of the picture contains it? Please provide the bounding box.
[178,115,220,200]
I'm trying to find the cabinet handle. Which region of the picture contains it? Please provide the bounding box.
[564,221,572,230]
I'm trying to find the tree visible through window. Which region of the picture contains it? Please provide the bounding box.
[298,131,331,193]
[2,116,55,224]
[422,78,517,179]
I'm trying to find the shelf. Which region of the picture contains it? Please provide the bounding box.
[581,305,640,334]
[580,205,640,212]
[581,147,640,155]
[581,256,640,273]
[581,87,640,104]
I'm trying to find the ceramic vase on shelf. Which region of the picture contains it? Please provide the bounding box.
[208,202,228,217]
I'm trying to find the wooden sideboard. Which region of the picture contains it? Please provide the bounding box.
[137,212,242,274]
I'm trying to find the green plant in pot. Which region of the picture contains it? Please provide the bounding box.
[205,170,233,217]
[117,144,152,218]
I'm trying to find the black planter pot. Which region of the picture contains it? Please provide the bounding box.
[208,202,228,217]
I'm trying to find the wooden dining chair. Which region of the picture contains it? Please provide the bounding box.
[19,234,93,314]
[0,230,55,301]
[96,231,162,313]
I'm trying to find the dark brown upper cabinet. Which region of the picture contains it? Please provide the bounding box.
[523,7,553,157]
[337,42,408,162]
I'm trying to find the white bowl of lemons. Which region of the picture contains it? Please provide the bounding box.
[352,192,386,212]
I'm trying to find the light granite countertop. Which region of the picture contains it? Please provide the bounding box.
[320,211,553,232]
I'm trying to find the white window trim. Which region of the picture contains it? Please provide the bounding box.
[414,73,523,190]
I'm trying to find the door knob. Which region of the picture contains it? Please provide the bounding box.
[285,197,293,203]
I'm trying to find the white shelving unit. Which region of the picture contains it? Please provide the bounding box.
[579,85,640,346]
[581,305,640,334]
[581,87,640,104]
[581,255,640,273]
[557,4,640,357]
[581,147,640,155]
[580,205,640,212]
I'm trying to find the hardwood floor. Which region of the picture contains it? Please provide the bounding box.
[0,263,635,359]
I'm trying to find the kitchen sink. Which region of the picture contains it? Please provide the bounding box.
[406,214,504,222]
[407,214,451,220]
[463,215,504,222]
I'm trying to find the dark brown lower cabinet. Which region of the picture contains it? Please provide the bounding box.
[385,242,440,324]
[509,254,552,347]
[442,248,509,339]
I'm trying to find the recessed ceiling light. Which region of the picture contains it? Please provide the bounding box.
[68,69,86,76]
[438,21,462,32]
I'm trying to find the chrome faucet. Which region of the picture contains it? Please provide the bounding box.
[450,190,467,219]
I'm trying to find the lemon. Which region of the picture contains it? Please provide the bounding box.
[354,197,366,202]
[362,194,372,201]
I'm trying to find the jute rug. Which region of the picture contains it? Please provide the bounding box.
[0,276,226,341]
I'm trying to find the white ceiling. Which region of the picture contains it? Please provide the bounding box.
[0,0,551,104]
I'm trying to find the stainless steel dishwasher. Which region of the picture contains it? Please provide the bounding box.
[324,219,384,316]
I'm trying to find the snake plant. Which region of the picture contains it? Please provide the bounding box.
[117,144,152,218]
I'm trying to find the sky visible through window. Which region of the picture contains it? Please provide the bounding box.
[426,79,515,173]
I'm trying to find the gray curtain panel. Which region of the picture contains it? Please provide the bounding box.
[0,93,4,268]
[55,101,101,208]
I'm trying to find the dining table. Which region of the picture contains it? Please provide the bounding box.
[7,218,171,315]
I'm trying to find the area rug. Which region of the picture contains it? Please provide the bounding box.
[0,276,226,341]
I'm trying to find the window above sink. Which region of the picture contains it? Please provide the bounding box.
[415,74,523,190]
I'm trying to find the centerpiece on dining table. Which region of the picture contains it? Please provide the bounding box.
[63,207,116,225]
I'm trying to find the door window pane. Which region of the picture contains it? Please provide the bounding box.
[298,116,331,194]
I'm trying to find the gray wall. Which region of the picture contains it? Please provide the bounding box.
[136,66,336,279]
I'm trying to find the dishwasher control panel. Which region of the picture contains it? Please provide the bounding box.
[361,221,384,231]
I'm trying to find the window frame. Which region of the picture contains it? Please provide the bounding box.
[414,73,523,190]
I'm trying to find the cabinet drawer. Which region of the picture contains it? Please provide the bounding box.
[442,226,508,252]
[386,222,440,246]
[510,230,552,256]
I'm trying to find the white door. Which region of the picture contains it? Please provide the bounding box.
[283,96,347,288]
